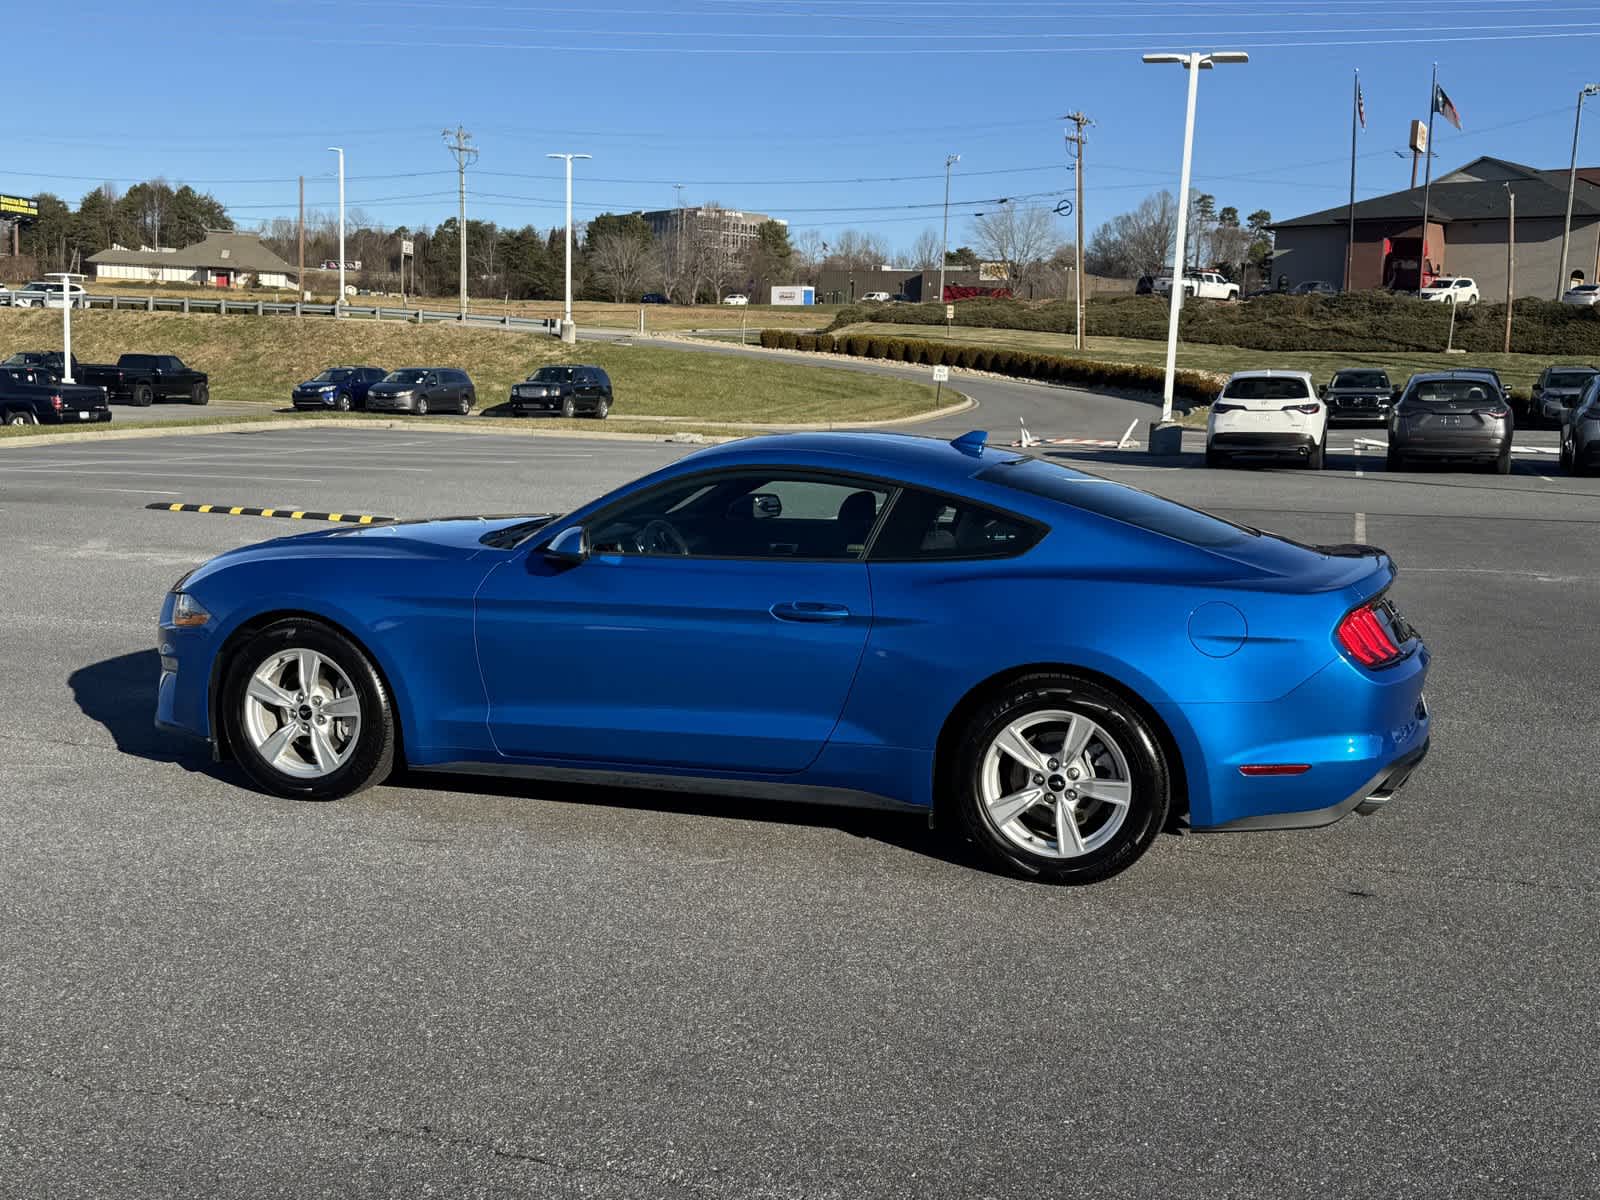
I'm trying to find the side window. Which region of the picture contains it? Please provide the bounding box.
[588,472,891,561]
[869,488,1042,561]
[425,372,439,387]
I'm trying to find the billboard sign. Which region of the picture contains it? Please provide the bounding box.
[978,261,1010,281]
[769,285,815,306]
[321,259,363,271]
[400,239,414,256]
[1409,119,1428,156]
[0,194,39,220]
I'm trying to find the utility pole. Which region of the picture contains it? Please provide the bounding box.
[443,125,478,319]
[938,153,959,307]
[1063,113,1092,350]
[1505,185,1516,354]
[297,175,305,304]
[674,182,687,304]
[547,152,591,339]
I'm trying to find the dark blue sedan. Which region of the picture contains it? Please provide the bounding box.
[156,430,1430,883]
[291,366,387,412]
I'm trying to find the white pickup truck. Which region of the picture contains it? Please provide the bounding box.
[1151,271,1240,301]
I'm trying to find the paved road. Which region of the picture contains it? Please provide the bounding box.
[3,427,1598,1197]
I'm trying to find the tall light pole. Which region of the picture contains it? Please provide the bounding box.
[47,272,84,382]
[938,153,959,306]
[1143,50,1248,424]
[326,147,345,313]
[547,152,591,338]
[1558,84,1600,298]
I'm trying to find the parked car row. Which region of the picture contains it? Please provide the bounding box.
[1,350,208,405]
[286,363,617,420]
[1205,365,1518,474]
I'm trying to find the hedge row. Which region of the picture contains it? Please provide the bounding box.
[759,328,1222,404]
[823,292,1600,356]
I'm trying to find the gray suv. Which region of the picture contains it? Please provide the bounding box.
[365,367,476,415]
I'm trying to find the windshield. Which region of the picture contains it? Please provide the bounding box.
[1222,377,1313,401]
[1407,379,1497,407]
[975,457,1253,547]
[1428,279,1460,289]
[383,370,427,385]
[530,367,577,382]
[311,369,353,383]
[1547,370,1597,390]
[1331,371,1388,389]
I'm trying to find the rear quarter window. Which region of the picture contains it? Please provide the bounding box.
[976,458,1253,548]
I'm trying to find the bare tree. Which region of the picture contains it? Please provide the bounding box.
[792,229,825,281]
[822,229,890,273]
[968,205,1063,298]
[907,227,942,271]
[591,229,652,301]
[1085,191,1179,279]
[694,204,741,302]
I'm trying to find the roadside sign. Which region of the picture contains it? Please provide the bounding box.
[0,194,38,220]
[945,304,955,320]
[400,239,414,256]
[932,365,950,383]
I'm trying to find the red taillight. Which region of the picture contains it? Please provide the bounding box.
[1337,603,1402,668]
[1281,403,1321,414]
[1211,401,1246,413]
[50,394,63,410]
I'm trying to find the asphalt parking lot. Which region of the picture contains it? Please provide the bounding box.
[3,424,1598,1198]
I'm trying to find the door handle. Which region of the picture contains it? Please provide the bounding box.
[770,601,851,623]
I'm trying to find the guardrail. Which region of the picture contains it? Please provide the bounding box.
[3,291,561,333]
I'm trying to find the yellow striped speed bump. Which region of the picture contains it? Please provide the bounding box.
[147,502,395,525]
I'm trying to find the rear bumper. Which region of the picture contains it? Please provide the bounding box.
[1201,736,1430,832]
[42,409,112,424]
[1392,434,1507,460]
[1210,431,1317,456]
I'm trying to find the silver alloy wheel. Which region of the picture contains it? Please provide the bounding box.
[978,708,1133,859]
[241,648,362,778]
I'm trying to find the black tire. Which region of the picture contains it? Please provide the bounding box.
[1204,446,1228,469]
[415,396,429,416]
[1493,445,1511,475]
[561,395,576,419]
[1306,438,1325,470]
[5,409,36,426]
[133,383,153,407]
[189,382,209,406]
[1386,448,1404,471]
[220,618,397,801]
[458,392,471,415]
[950,673,1170,885]
[334,391,352,413]
[593,397,610,420]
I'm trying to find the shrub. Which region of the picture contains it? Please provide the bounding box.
[795,333,817,352]
[778,331,799,350]
[759,329,782,348]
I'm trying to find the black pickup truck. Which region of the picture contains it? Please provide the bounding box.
[2,350,81,380]
[0,366,112,426]
[78,353,210,406]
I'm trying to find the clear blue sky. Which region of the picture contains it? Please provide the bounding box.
[15,0,1600,254]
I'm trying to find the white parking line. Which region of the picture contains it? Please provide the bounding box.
[4,467,328,483]
[1354,444,1364,479]
[1354,511,1367,542]
[81,487,184,496]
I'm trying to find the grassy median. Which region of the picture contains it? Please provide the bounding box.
[0,308,943,425]
[834,322,1568,394]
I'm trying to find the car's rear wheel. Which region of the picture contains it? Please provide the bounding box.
[1386,447,1404,471]
[458,392,472,415]
[951,674,1170,884]
[593,397,610,420]
[221,619,396,800]
[1306,438,1325,470]
[133,384,153,407]
[1493,445,1512,474]
[1204,445,1228,469]
[6,410,36,426]
[189,382,209,406]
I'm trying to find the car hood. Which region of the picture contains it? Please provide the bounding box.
[183,513,558,587]
[368,382,420,394]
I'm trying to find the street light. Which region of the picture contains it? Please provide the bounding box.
[547,152,592,337]
[938,153,959,306]
[47,272,84,382]
[326,147,345,313]
[1558,84,1600,298]
[1143,50,1249,426]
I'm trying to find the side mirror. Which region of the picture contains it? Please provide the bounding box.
[1317,384,1327,397]
[543,525,589,565]
[750,492,782,519]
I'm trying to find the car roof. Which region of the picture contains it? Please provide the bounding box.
[1224,369,1314,382]
[1409,370,1497,383]
[676,430,1030,489]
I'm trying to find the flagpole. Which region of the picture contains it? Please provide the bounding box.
[1419,62,1438,288]
[1346,68,1359,291]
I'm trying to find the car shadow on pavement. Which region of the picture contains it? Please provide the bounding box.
[68,649,223,776]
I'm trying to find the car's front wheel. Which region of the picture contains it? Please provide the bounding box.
[221,619,396,800]
[335,391,352,412]
[561,395,576,419]
[415,396,429,416]
[951,674,1170,884]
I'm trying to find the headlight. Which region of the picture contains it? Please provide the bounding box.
[172,592,211,628]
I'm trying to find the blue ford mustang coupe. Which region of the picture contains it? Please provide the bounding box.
[157,431,1430,883]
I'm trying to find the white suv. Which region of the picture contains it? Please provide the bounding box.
[12,280,89,309]
[1418,277,1479,305]
[1205,370,1327,469]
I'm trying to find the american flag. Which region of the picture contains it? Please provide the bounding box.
[1357,80,1367,131]
[1434,84,1462,131]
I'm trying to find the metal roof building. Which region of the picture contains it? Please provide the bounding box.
[87,231,297,289]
